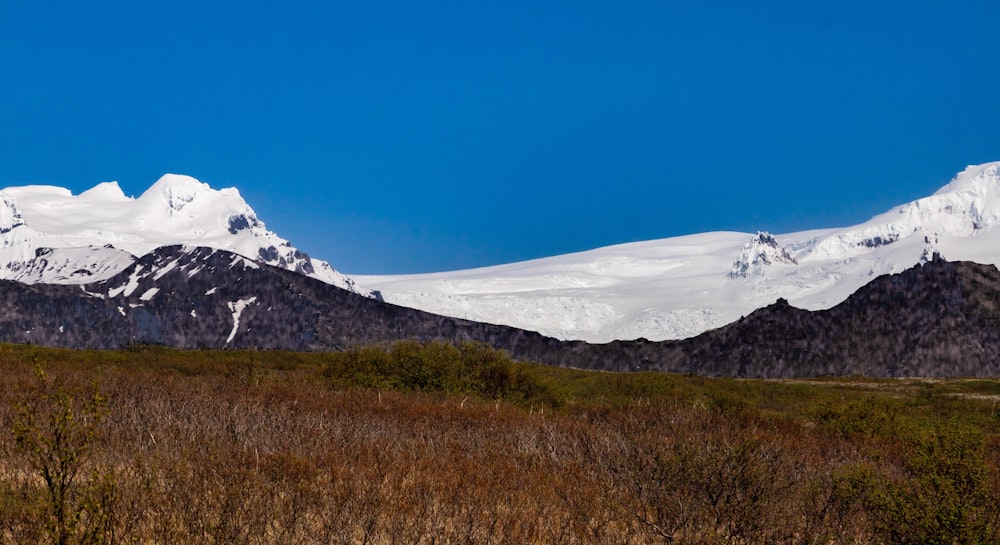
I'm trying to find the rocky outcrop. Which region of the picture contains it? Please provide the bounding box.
[728,231,797,279]
[0,246,999,378]
[635,255,1000,377]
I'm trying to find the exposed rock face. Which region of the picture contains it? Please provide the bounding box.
[631,255,1000,377]
[728,231,797,279]
[1,246,999,378]
[0,193,24,233]
[0,246,567,355]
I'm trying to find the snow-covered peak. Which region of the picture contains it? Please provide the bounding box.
[3,174,262,255]
[145,173,208,194]
[0,175,370,295]
[932,162,1000,196]
[728,231,797,279]
[799,162,1000,262]
[889,161,1000,234]
[138,174,214,216]
[79,181,129,202]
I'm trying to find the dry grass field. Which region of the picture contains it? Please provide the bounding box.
[1,341,999,544]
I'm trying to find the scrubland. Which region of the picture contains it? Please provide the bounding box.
[1,341,1000,544]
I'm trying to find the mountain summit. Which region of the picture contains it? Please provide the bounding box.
[802,162,1000,261]
[357,161,1000,342]
[0,174,368,295]
[0,170,999,378]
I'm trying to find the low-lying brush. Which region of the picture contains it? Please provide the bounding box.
[321,341,559,407]
[0,341,998,543]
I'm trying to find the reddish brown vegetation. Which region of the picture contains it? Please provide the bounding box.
[0,343,998,544]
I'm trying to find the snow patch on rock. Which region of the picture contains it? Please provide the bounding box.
[226,297,257,344]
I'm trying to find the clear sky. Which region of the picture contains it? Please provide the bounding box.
[1,1,999,274]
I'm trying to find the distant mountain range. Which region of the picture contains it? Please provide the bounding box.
[357,162,1000,343]
[0,244,553,353]
[2,166,1000,377]
[0,174,369,295]
[0,243,996,378]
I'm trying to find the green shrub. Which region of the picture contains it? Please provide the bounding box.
[322,341,558,406]
[813,396,898,439]
[10,367,115,545]
[859,420,999,545]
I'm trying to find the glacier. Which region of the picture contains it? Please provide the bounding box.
[355,162,1000,342]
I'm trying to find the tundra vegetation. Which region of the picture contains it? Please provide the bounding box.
[1,341,999,544]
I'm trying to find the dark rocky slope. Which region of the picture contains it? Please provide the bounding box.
[1,246,999,378]
[1,246,569,356]
[649,255,1000,377]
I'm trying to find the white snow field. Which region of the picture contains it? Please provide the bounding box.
[356,162,1000,342]
[0,174,369,295]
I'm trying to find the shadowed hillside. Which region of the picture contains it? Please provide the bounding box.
[0,247,998,377]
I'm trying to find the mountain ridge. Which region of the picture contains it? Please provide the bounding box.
[357,161,1000,342]
[0,174,370,296]
[0,243,996,378]
[4,166,1000,378]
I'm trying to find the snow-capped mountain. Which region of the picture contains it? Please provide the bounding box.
[0,174,369,295]
[355,161,1000,343]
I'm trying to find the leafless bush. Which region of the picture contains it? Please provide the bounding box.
[0,353,996,544]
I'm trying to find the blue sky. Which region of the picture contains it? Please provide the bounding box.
[1,1,999,274]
